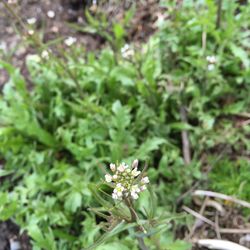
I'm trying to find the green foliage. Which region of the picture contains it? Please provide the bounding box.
[0,0,249,249]
[209,157,250,201]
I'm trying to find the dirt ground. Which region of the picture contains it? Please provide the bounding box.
[0,0,160,87]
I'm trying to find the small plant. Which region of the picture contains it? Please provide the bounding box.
[87,160,189,250]
[104,160,149,200]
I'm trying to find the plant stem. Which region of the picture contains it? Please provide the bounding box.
[124,198,149,250]
[216,0,223,29]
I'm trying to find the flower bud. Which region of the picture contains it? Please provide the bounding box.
[110,163,116,172]
[132,159,139,169]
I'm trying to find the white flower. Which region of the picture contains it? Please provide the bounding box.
[121,44,130,54]
[41,50,49,59]
[132,168,141,177]
[140,185,147,191]
[121,44,134,58]
[47,10,55,19]
[208,64,215,71]
[112,174,118,180]
[206,55,217,64]
[118,164,125,172]
[27,17,36,25]
[141,177,149,184]
[131,192,139,200]
[112,193,118,199]
[116,183,123,189]
[131,185,140,193]
[114,183,124,197]
[110,163,116,172]
[105,174,112,183]
[64,37,77,47]
[28,30,34,35]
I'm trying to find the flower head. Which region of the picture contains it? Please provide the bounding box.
[104,160,149,201]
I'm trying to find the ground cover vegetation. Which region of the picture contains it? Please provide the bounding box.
[0,1,250,249]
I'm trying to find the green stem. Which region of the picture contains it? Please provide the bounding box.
[124,198,149,250]
[216,0,223,29]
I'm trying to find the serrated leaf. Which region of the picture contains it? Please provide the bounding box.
[230,43,249,69]
[136,137,166,160]
[65,192,82,212]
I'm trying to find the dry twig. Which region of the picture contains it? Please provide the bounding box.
[193,190,250,209]
[197,239,249,250]
[182,205,215,227]
[187,197,209,239]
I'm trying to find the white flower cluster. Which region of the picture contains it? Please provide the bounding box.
[104,160,149,200]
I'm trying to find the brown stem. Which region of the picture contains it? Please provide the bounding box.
[124,198,149,250]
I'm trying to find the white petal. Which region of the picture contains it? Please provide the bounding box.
[105,174,112,183]
[141,177,149,184]
[131,192,139,200]
[112,193,118,199]
[132,159,139,169]
[132,168,141,177]
[110,163,116,171]
[118,165,125,172]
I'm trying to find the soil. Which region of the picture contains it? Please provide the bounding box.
[0,0,161,87]
[0,221,30,250]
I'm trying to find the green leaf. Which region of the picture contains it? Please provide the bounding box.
[167,240,192,250]
[113,23,125,40]
[230,43,250,69]
[96,242,130,250]
[64,192,82,212]
[136,137,166,160]
[28,226,56,250]
[0,169,14,177]
[83,221,136,250]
